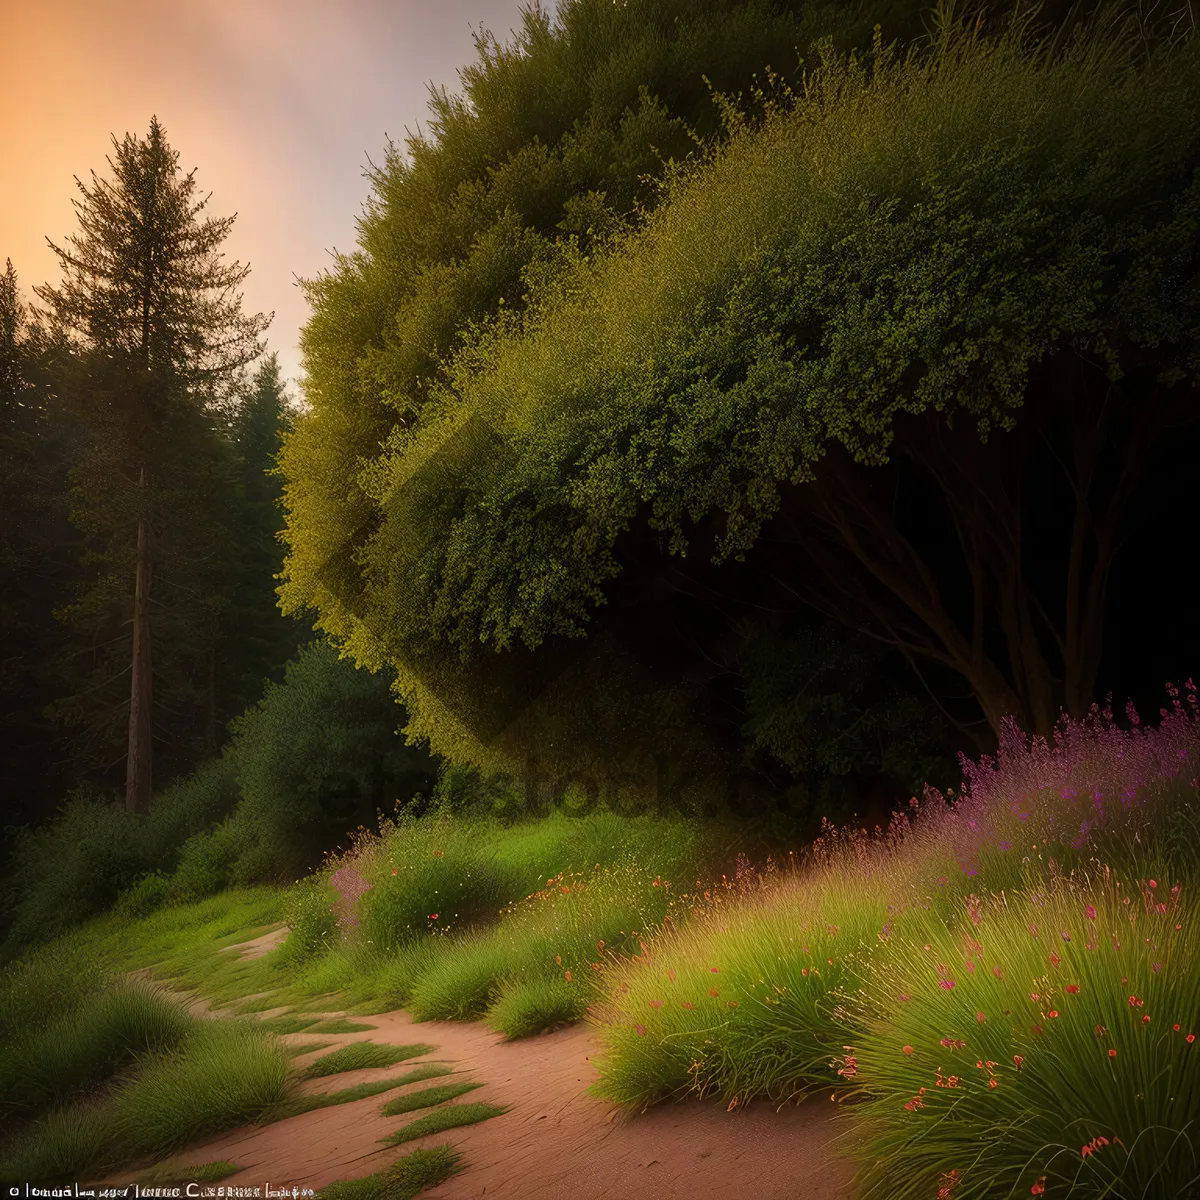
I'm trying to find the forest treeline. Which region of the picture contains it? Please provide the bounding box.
[3,0,1198,956]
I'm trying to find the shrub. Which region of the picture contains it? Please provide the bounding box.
[114,871,173,919]
[276,875,340,966]
[1,758,242,956]
[0,792,157,952]
[169,816,250,902]
[230,641,436,872]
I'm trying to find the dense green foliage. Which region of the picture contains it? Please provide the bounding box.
[0,261,81,827]
[0,640,432,956]
[229,640,436,871]
[279,0,971,763]
[280,2,1200,814]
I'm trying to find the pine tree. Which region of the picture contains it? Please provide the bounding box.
[0,260,79,829]
[220,352,309,724]
[33,117,270,813]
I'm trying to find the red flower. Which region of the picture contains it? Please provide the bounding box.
[977,1012,986,1023]
[1031,1176,1046,1195]
[1013,1055,1024,1069]
[709,988,719,998]
[1049,1011,1059,1019]
[902,1045,914,1055]
[649,999,663,1009]
[709,967,720,973]
[1189,1034,1196,1044]
[988,1077,998,1089]
[1086,905,1097,920]
[429,913,438,920]
[1109,1048,1117,1057]
[564,970,572,982]
[1143,1015,1150,1024]
[1066,984,1079,994]
[682,1001,695,1010]
[635,1023,646,1036]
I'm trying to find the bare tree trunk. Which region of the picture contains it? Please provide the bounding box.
[125,469,153,815]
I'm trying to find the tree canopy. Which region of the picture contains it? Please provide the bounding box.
[281,1,1199,810]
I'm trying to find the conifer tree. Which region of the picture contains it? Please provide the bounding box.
[34,117,270,813]
[0,260,79,827]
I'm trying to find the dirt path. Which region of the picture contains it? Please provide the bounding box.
[115,933,863,1199]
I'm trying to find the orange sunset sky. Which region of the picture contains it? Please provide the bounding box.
[2,0,556,395]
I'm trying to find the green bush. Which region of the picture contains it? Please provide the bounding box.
[276,875,340,966]
[114,871,173,919]
[170,816,250,901]
[1,758,242,956]
[1,793,158,951]
[230,641,436,873]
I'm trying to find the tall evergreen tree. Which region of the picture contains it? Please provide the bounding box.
[0,261,79,829]
[34,117,270,813]
[221,352,309,722]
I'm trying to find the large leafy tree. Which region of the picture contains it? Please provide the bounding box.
[34,117,270,812]
[281,0,1168,811]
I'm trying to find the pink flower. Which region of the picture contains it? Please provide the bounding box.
[1086,905,1097,920]
[635,1024,646,1036]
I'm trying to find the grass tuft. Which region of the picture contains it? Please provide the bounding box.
[379,1102,508,1146]
[316,1145,463,1200]
[135,1161,243,1185]
[303,1042,435,1079]
[379,1081,484,1116]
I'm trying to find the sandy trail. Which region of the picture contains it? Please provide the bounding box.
[113,932,862,1199]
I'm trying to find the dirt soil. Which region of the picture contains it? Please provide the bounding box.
[112,932,863,1199]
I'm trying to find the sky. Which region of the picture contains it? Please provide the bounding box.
[1,0,557,400]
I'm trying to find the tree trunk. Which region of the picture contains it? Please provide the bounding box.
[125,488,153,815]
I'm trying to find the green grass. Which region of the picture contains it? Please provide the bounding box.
[309,1018,378,1032]
[0,1100,117,1184]
[316,1145,463,1200]
[379,1102,508,1146]
[112,1018,294,1156]
[0,977,194,1118]
[286,1039,335,1057]
[379,1081,483,1116]
[135,1160,243,1185]
[303,1041,435,1078]
[0,1017,292,1183]
[257,1013,322,1034]
[485,975,588,1039]
[266,1062,458,1122]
